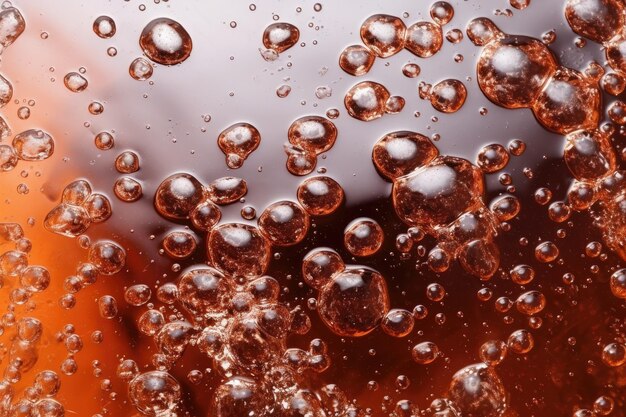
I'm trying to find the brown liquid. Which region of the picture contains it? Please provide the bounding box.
[0,1,625,416]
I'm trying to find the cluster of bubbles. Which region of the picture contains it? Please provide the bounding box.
[340,6,468,119]
[284,115,337,175]
[372,130,520,278]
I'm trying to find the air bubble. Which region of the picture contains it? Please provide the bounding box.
[344,218,384,257]
[297,176,344,216]
[129,57,154,81]
[208,223,271,279]
[63,72,88,92]
[360,14,406,58]
[339,45,375,76]
[344,81,390,121]
[258,200,309,246]
[13,129,54,161]
[140,18,192,65]
[217,123,261,169]
[262,22,300,53]
[93,16,116,39]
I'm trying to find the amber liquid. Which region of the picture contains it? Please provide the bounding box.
[0,1,625,416]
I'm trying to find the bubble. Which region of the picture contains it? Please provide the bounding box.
[385,95,405,114]
[98,295,118,319]
[360,14,406,58]
[344,217,384,257]
[0,144,17,171]
[208,177,247,205]
[405,21,443,58]
[12,129,54,161]
[510,0,530,9]
[302,248,345,290]
[85,193,112,222]
[44,204,91,237]
[63,72,88,92]
[208,223,271,279]
[189,200,221,231]
[163,231,197,258]
[411,341,439,364]
[139,18,192,65]
[430,2,454,25]
[129,371,181,415]
[297,176,344,216]
[217,123,261,169]
[489,195,520,222]
[288,115,337,155]
[594,396,614,415]
[610,269,626,298]
[601,72,625,96]
[393,156,484,228]
[477,32,557,108]
[402,63,421,78]
[138,309,165,336]
[115,150,140,173]
[344,81,390,121]
[563,130,615,181]
[430,79,467,113]
[33,399,65,417]
[534,241,559,263]
[448,363,507,417]
[276,84,291,98]
[460,239,500,279]
[564,0,624,44]
[124,284,151,306]
[548,201,571,223]
[477,144,509,173]
[318,266,389,336]
[262,22,300,53]
[285,149,317,176]
[601,342,626,367]
[531,68,601,134]
[129,57,154,81]
[338,45,376,76]
[88,240,126,275]
[507,329,534,354]
[213,377,269,417]
[381,308,414,337]
[117,359,139,381]
[258,200,309,246]
[93,16,116,39]
[0,74,12,109]
[35,370,61,396]
[114,177,143,202]
[479,340,507,366]
[155,173,206,220]
[372,131,438,181]
[515,291,546,315]
[0,7,25,48]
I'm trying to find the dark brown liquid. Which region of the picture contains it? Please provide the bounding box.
[0,1,625,416]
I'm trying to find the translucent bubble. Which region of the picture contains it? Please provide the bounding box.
[490,195,520,222]
[129,57,154,81]
[93,16,116,39]
[98,295,118,319]
[155,173,206,220]
[276,84,291,98]
[114,177,143,202]
[208,177,247,205]
[94,131,114,150]
[139,18,192,65]
[385,95,405,114]
[190,199,221,231]
[402,63,421,78]
[297,176,344,216]
[534,241,559,263]
[288,115,337,154]
[117,359,139,381]
[594,396,615,415]
[607,100,626,125]
[124,284,151,306]
[302,247,345,290]
[33,399,65,417]
[430,2,454,25]
[88,240,125,275]
[0,144,17,171]
[601,72,625,96]
[515,291,545,315]
[0,7,25,48]
[85,193,112,222]
[564,130,615,181]
[138,309,165,336]
[430,79,467,113]
[510,0,530,9]
[163,231,197,258]
[318,266,389,336]
[459,239,500,279]
[214,377,269,417]
[217,123,261,169]
[477,34,557,108]
[258,200,309,246]
[63,72,88,92]
[208,223,271,279]
[479,340,507,366]
[381,308,415,337]
[129,371,181,415]
[467,17,503,46]
[115,150,140,173]
[344,81,390,121]
[35,370,61,396]
[601,342,626,367]
[372,131,438,180]
[360,14,406,58]
[448,363,507,417]
[12,129,54,161]
[507,329,534,354]
[531,67,600,134]
[262,22,300,53]
[339,45,376,76]
[405,21,443,58]
[564,0,624,43]
[44,204,91,237]
[344,217,384,257]
[610,269,626,299]
[0,74,12,108]
[477,144,509,173]
[393,156,484,228]
[411,341,439,364]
